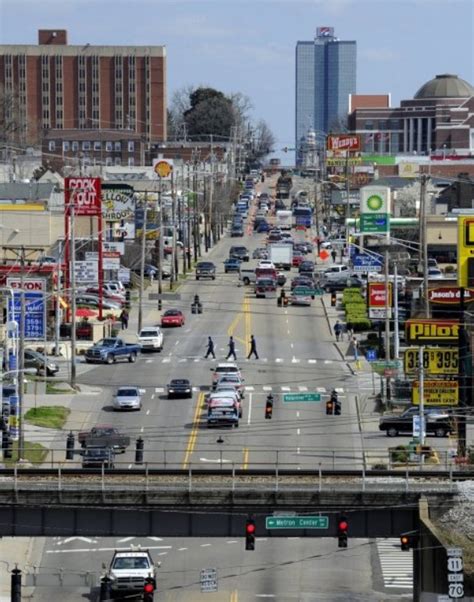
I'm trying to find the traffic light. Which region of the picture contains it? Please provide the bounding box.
[334,400,341,416]
[245,516,256,551]
[265,395,273,419]
[66,431,74,461]
[2,432,12,459]
[326,400,334,415]
[143,576,156,601]
[400,533,418,551]
[337,514,348,548]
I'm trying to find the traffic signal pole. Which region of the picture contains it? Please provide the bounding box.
[458,287,467,457]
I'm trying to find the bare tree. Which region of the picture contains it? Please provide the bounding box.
[168,84,196,141]
[253,119,275,157]
[228,92,253,130]
[0,85,28,145]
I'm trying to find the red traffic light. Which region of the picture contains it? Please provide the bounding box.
[246,522,256,535]
[144,583,154,593]
[338,520,348,532]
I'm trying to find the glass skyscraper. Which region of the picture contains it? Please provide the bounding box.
[295,27,357,163]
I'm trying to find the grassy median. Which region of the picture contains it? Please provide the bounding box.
[24,406,70,429]
[3,441,48,466]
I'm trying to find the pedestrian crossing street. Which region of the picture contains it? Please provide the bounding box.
[144,356,340,365]
[377,538,413,590]
[153,385,345,394]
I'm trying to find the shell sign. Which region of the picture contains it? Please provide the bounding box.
[153,160,173,178]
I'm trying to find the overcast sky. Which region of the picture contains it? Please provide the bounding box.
[1,0,473,159]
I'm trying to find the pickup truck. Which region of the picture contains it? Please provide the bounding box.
[85,338,141,364]
[379,406,454,438]
[78,426,130,453]
[106,548,159,598]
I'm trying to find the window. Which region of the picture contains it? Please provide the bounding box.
[128,141,135,152]
[106,156,113,166]
[94,141,101,151]
[82,141,91,151]
[63,141,70,151]
[115,157,122,166]
[128,157,135,167]
[48,141,56,152]
[106,141,113,152]
[114,141,122,151]
[72,141,79,151]
[364,121,373,130]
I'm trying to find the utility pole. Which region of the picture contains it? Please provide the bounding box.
[393,262,400,360]
[157,177,163,311]
[458,287,467,457]
[171,171,177,289]
[345,151,351,239]
[419,345,425,448]
[138,195,147,333]
[70,201,77,389]
[420,174,430,317]
[384,247,391,362]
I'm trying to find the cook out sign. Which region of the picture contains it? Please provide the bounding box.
[65,177,102,216]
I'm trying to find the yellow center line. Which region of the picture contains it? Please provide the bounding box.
[182,391,205,469]
[242,448,249,470]
[230,589,238,602]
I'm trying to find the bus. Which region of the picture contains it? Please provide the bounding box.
[293,206,312,228]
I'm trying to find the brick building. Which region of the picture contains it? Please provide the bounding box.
[348,74,474,156]
[0,29,166,146]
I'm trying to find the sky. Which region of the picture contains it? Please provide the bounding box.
[0,0,473,161]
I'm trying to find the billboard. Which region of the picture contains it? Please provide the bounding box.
[412,380,459,406]
[457,216,474,287]
[7,278,46,340]
[360,186,391,234]
[405,319,459,345]
[368,282,392,319]
[101,184,135,221]
[404,347,458,375]
[428,287,474,304]
[326,134,361,152]
[65,177,102,216]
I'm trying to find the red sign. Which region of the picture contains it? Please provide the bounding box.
[65,177,102,216]
[7,278,45,291]
[319,249,330,261]
[368,282,392,307]
[428,287,474,304]
[326,134,361,152]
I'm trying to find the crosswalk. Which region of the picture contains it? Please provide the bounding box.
[154,385,345,394]
[377,538,413,590]
[144,356,340,365]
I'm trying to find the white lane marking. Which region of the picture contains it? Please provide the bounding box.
[47,546,173,554]
[128,464,133,469]
[185,328,191,333]
[145,359,153,363]
[291,357,300,363]
[284,310,288,314]
[256,594,276,598]
[296,411,300,418]
[192,387,200,392]
[57,537,97,545]
[200,458,231,463]
[297,428,300,435]
[157,552,169,556]
[162,358,171,363]
[200,543,212,547]
[151,393,155,400]
[117,537,135,543]
[281,386,290,392]
[317,387,327,393]
[148,537,163,541]
[287,329,290,335]
[261,357,268,362]
[263,386,272,392]
[335,387,344,393]
[308,359,317,364]
[286,318,289,323]
[141,425,145,431]
[290,343,294,349]
[298,386,308,392]
[297,447,300,454]
[155,387,164,393]
[178,547,188,551]
[248,392,252,425]
[324,360,333,364]
[175,340,180,346]
[226,540,238,544]
[275,358,283,363]
[178,358,187,363]
[245,386,255,392]
[194,358,200,362]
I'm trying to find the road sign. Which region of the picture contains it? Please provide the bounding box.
[447,548,464,599]
[283,393,321,403]
[413,415,426,440]
[360,213,389,233]
[200,567,217,593]
[366,349,378,361]
[353,253,383,273]
[266,516,329,529]
[412,380,459,406]
[371,360,402,376]
[8,292,46,340]
[404,347,458,375]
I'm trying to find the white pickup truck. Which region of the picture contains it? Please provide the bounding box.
[106,548,159,598]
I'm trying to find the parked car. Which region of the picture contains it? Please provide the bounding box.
[112,386,143,411]
[161,309,185,327]
[167,378,192,399]
[379,407,454,437]
[324,276,363,293]
[137,326,163,352]
[85,288,125,305]
[195,261,216,280]
[24,349,59,376]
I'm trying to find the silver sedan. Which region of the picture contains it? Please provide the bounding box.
[112,386,143,411]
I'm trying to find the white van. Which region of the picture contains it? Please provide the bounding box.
[321,265,350,282]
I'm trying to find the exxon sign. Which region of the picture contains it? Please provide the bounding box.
[326,135,361,152]
[65,177,102,216]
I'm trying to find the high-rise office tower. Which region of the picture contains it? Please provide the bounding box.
[295,27,356,163]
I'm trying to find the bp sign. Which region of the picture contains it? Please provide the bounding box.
[360,186,391,234]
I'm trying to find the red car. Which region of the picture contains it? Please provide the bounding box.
[292,253,304,267]
[161,309,185,327]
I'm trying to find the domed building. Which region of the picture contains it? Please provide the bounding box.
[348,74,474,156]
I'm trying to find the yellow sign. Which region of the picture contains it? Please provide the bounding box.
[404,347,458,375]
[326,158,362,166]
[412,380,458,406]
[0,204,45,211]
[457,216,474,287]
[154,160,173,178]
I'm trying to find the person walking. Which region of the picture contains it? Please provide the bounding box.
[204,336,216,359]
[247,334,259,360]
[226,336,237,360]
[331,249,337,263]
[120,308,129,330]
[334,320,342,342]
[346,321,354,341]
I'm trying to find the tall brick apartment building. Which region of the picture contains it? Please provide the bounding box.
[0,29,167,148]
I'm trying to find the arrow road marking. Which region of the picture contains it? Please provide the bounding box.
[56,537,98,545]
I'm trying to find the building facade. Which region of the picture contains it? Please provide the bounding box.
[348,74,474,156]
[0,29,167,146]
[295,27,356,163]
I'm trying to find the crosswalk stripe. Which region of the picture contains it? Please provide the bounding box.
[275,358,283,363]
[192,387,200,392]
[281,386,291,392]
[298,386,308,392]
[291,358,300,363]
[245,386,255,392]
[162,358,171,363]
[263,386,272,391]
[317,387,326,393]
[377,538,413,590]
[308,359,317,364]
[155,387,164,393]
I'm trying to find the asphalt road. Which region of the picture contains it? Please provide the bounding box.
[26,179,413,599]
